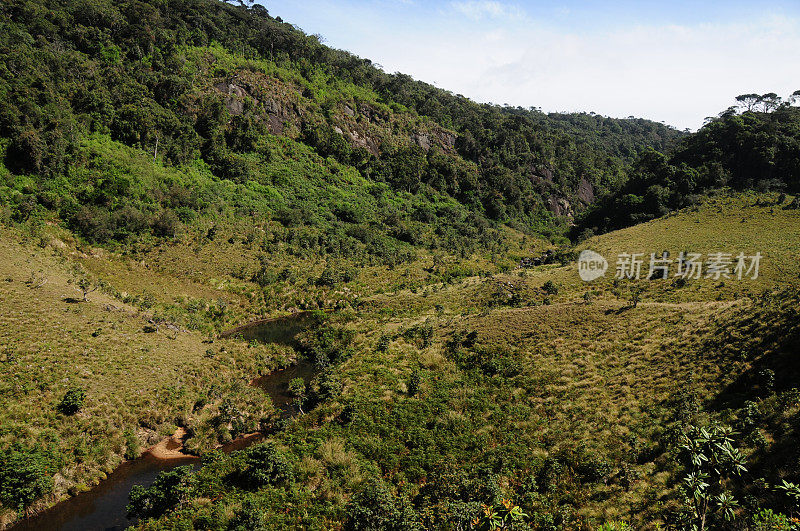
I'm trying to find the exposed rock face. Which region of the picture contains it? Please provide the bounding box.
[531,167,555,185]
[263,98,290,134]
[214,81,250,116]
[577,177,595,204]
[413,133,432,151]
[548,196,572,218]
[348,129,380,156]
[438,131,456,149]
[209,73,458,159]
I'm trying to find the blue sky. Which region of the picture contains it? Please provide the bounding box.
[260,1,800,130]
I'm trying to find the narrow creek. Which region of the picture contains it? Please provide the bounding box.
[13,338,317,531]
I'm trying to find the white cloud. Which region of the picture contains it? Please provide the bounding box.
[449,1,524,21]
[264,2,800,130]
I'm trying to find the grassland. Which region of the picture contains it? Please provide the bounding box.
[2,191,800,528]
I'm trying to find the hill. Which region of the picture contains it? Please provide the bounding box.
[0,0,682,247]
[575,95,800,236]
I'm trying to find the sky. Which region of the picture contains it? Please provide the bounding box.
[260,0,800,131]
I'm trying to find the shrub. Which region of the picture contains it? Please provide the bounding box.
[376,334,390,352]
[124,429,140,460]
[344,478,420,530]
[751,509,792,531]
[408,368,421,396]
[542,280,559,295]
[310,369,343,402]
[151,209,180,237]
[57,387,86,415]
[127,465,194,520]
[0,444,54,511]
[228,496,268,531]
[232,443,294,489]
[598,522,631,531]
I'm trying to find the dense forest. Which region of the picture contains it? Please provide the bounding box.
[575,93,800,236]
[0,0,682,253]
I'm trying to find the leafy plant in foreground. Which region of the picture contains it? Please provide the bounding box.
[676,424,746,531]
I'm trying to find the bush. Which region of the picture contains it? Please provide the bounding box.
[408,368,421,396]
[0,444,54,511]
[344,478,420,530]
[598,522,631,531]
[232,442,294,489]
[57,387,86,415]
[127,465,194,520]
[542,280,559,295]
[751,509,792,531]
[228,496,268,531]
[152,209,180,238]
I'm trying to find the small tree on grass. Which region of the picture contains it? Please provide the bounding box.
[629,286,644,308]
[77,277,97,301]
[57,387,86,415]
[288,378,306,414]
[542,280,559,296]
[408,368,421,396]
[68,268,97,302]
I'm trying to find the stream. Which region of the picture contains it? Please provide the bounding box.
[12,357,318,531]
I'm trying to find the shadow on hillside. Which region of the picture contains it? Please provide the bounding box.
[604,305,633,315]
[220,311,317,346]
[699,291,800,501]
[704,291,800,412]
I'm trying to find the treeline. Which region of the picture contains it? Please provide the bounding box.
[575,93,800,236]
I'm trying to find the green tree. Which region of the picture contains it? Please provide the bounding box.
[127,465,194,520]
[57,388,86,415]
[676,424,746,531]
[0,444,54,511]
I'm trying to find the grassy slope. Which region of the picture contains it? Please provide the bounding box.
[0,227,295,525]
[133,193,800,529]
[2,192,799,528]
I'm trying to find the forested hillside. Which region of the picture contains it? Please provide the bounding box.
[0,0,681,249]
[575,93,800,235]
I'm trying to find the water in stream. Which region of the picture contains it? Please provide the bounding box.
[13,359,317,531]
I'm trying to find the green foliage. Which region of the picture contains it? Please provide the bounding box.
[0,0,683,255]
[578,95,800,235]
[407,368,421,396]
[297,318,355,368]
[676,423,746,530]
[344,478,420,530]
[0,443,54,511]
[127,465,194,521]
[751,509,794,531]
[471,499,528,530]
[598,521,631,531]
[123,428,140,460]
[231,442,294,489]
[57,387,86,415]
[541,280,559,295]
